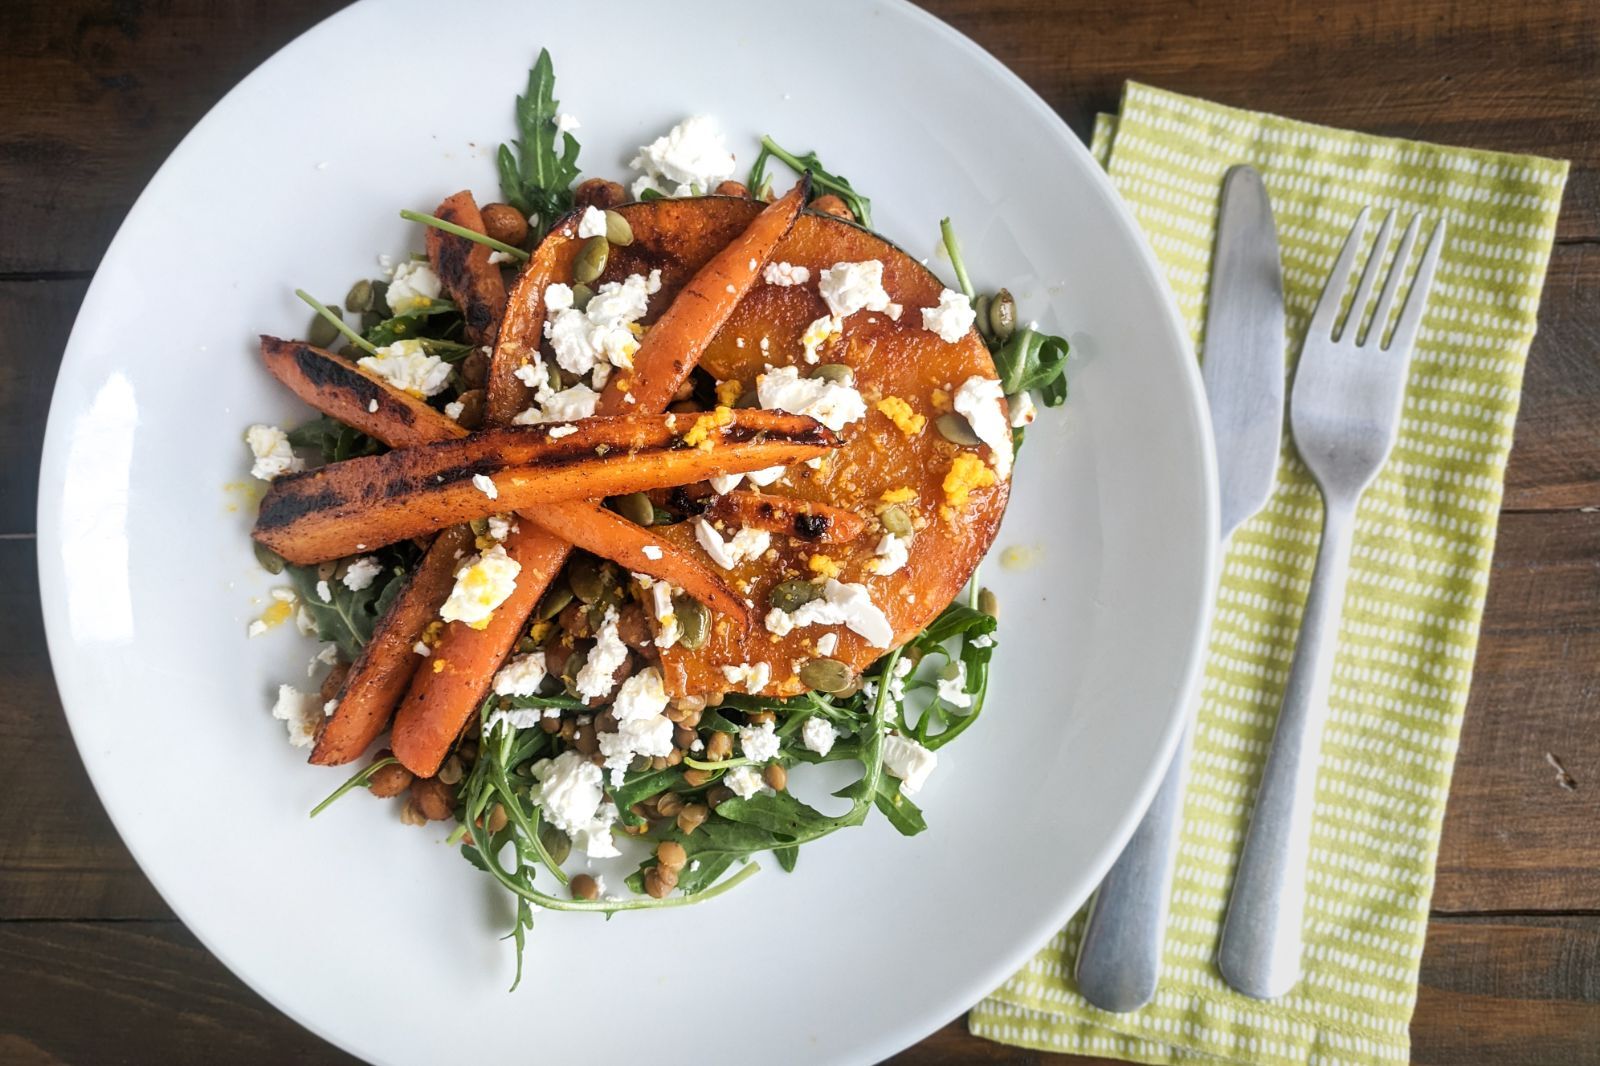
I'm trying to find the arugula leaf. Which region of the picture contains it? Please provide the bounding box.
[873,775,928,837]
[285,558,408,661]
[498,48,581,233]
[748,135,873,227]
[995,326,1070,407]
[362,300,462,348]
[287,415,384,464]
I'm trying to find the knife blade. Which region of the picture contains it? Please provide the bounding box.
[1074,164,1285,1012]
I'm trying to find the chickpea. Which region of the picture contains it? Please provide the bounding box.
[715,180,752,198]
[479,202,529,247]
[643,865,678,899]
[650,755,669,771]
[676,803,709,835]
[572,724,599,756]
[366,753,414,798]
[574,177,627,211]
[656,840,688,870]
[682,768,712,788]
[673,725,698,750]
[670,694,707,718]
[410,777,455,821]
[594,709,618,734]
[664,748,684,767]
[705,731,733,762]
[655,791,685,817]
[558,600,592,639]
[570,873,601,901]
[614,603,651,652]
[809,194,854,220]
[763,763,788,791]
[539,715,562,734]
[435,754,464,786]
[399,797,428,827]
[745,710,776,726]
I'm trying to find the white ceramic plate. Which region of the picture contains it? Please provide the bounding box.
[37,2,1216,1062]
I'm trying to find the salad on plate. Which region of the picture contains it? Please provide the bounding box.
[242,49,1069,980]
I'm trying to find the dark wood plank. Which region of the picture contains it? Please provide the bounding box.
[0,279,87,534]
[0,0,1596,277]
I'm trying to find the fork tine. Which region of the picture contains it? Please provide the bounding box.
[1308,208,1370,340]
[1345,210,1395,345]
[1369,215,1422,350]
[1387,219,1448,358]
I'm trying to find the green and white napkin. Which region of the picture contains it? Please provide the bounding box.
[970,82,1568,1066]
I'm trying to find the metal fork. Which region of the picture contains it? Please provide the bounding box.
[1217,209,1447,1000]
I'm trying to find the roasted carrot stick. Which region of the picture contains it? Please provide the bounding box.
[425,190,508,346]
[253,411,835,564]
[703,490,867,544]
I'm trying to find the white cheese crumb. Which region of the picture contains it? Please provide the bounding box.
[764,579,893,648]
[725,765,766,800]
[574,607,627,701]
[486,515,514,541]
[540,271,657,382]
[800,314,837,364]
[315,579,332,603]
[247,620,268,638]
[270,684,321,748]
[492,652,548,698]
[881,734,938,795]
[763,261,811,287]
[921,287,977,343]
[599,667,675,785]
[444,400,466,421]
[814,632,838,657]
[323,698,339,716]
[694,520,772,570]
[439,544,521,627]
[720,661,772,694]
[386,260,442,313]
[1009,391,1037,428]
[342,556,382,591]
[576,205,608,239]
[756,365,866,432]
[738,720,781,762]
[819,260,892,319]
[413,641,431,657]
[547,423,579,439]
[650,581,680,650]
[555,112,581,134]
[367,398,379,413]
[515,383,600,425]
[870,533,909,576]
[802,716,838,757]
[953,375,1015,478]
[936,660,973,708]
[642,544,663,561]
[358,338,452,398]
[629,115,736,197]
[472,473,499,500]
[531,751,619,858]
[245,424,304,481]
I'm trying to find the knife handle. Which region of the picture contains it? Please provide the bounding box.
[1074,711,1198,1012]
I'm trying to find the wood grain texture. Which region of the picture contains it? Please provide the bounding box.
[2,0,1598,1063]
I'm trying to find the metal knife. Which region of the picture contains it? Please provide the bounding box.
[1074,165,1286,1012]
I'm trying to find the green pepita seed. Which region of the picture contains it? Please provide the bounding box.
[539,822,572,865]
[798,658,855,694]
[614,492,655,527]
[979,587,999,619]
[974,293,995,345]
[308,304,342,348]
[811,363,855,385]
[675,597,711,650]
[570,283,595,311]
[735,389,760,409]
[573,236,609,284]
[469,517,490,536]
[253,542,287,575]
[989,288,1017,343]
[370,280,389,311]
[535,580,575,622]
[770,579,822,613]
[516,636,541,654]
[345,279,376,314]
[936,412,982,446]
[651,505,678,525]
[880,504,914,539]
[603,210,634,246]
[360,309,382,332]
[568,555,605,604]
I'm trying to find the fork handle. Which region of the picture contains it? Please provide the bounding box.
[1218,502,1355,999]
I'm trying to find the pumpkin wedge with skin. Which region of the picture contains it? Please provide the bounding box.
[251,409,835,565]
[702,489,867,545]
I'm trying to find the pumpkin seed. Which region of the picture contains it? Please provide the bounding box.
[538,822,572,865]
[989,288,1017,343]
[535,580,575,621]
[614,492,655,527]
[345,279,376,313]
[603,209,634,246]
[573,236,609,284]
[979,587,999,619]
[360,310,382,332]
[570,283,595,311]
[568,555,605,604]
[936,412,981,446]
[308,304,342,348]
[469,517,490,536]
[974,293,995,344]
[770,579,822,613]
[370,280,389,310]
[735,389,760,409]
[253,542,287,575]
[811,363,855,385]
[798,658,855,694]
[880,504,914,539]
[675,597,711,649]
[651,505,678,525]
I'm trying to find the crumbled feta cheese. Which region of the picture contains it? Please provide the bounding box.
[757,365,867,432]
[936,660,972,708]
[800,314,837,364]
[641,544,663,561]
[358,338,452,398]
[739,720,781,762]
[881,733,938,795]
[971,633,995,649]
[814,632,838,657]
[629,115,736,197]
[953,375,1014,478]
[472,473,499,500]
[555,112,581,134]
[492,651,547,698]
[547,423,579,438]
[444,400,466,421]
[316,579,332,603]
[531,751,619,858]
[921,287,977,343]
[724,764,766,799]
[486,706,546,734]
[515,383,600,425]
[721,661,772,694]
[801,716,838,757]
[386,260,442,313]
[576,205,608,239]
[323,698,339,716]
[413,640,430,656]
[819,260,892,319]
[708,473,743,494]
[694,520,772,570]
[886,303,903,321]
[574,607,628,701]
[245,424,303,481]
[747,465,787,487]
[599,667,675,784]
[763,578,893,648]
[270,684,321,748]
[650,581,680,649]
[870,533,909,576]
[540,272,659,383]
[763,261,811,287]
[486,515,514,541]
[439,544,521,628]
[342,556,382,591]
[1009,391,1037,428]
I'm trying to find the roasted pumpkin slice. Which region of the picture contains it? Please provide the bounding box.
[526,197,1010,697]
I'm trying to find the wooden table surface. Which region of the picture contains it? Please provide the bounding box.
[2,1,1596,1062]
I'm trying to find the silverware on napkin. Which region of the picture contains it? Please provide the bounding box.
[1075,165,1287,1013]
[1218,208,1448,1000]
